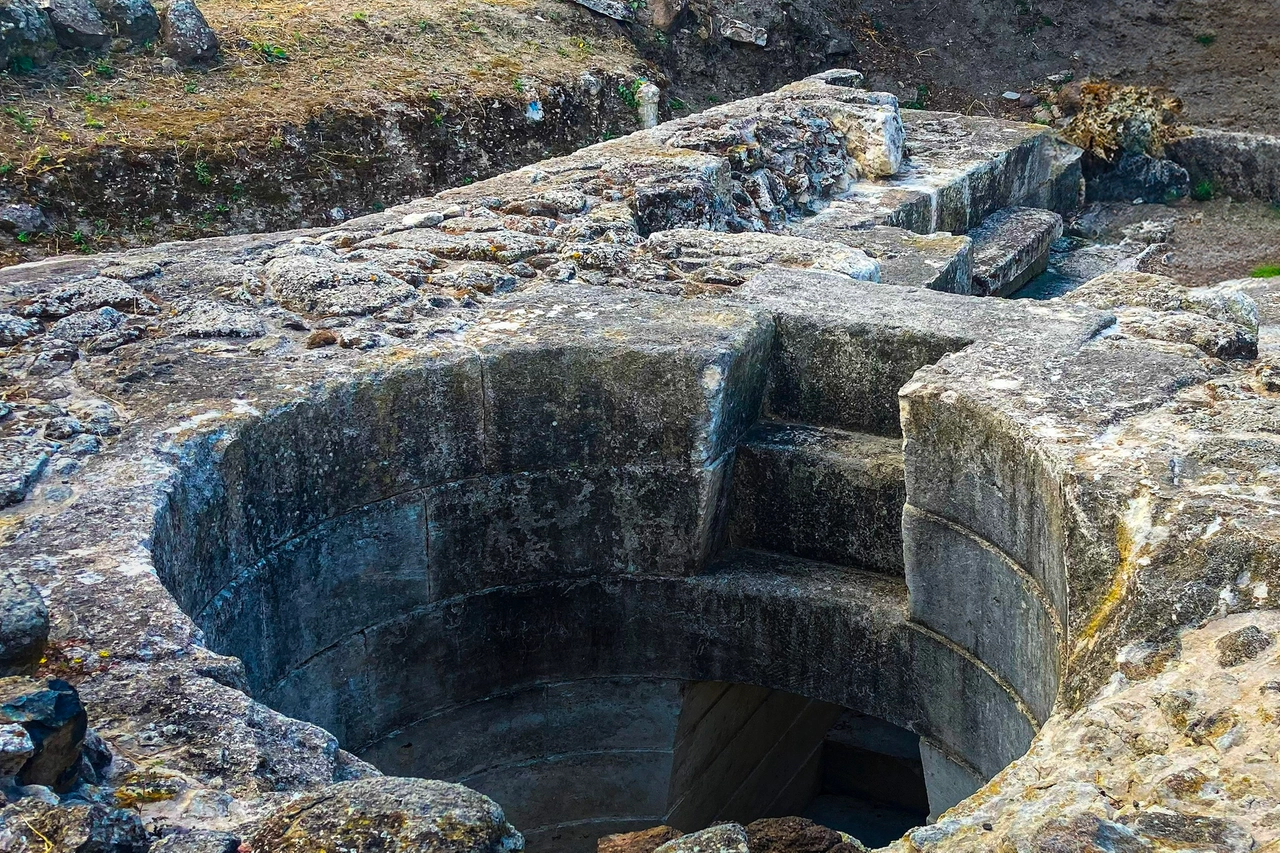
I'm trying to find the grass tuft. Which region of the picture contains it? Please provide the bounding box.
[1191,180,1215,202]
[1251,264,1280,279]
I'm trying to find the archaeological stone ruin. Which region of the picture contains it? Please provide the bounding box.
[2,61,1280,853]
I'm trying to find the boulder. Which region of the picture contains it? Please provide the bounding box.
[0,799,149,853]
[0,677,88,793]
[745,817,844,853]
[0,569,49,677]
[44,0,111,49]
[655,824,748,853]
[250,777,525,853]
[93,0,158,42]
[599,826,684,853]
[160,0,215,63]
[1087,151,1191,204]
[0,0,55,68]
[0,203,52,234]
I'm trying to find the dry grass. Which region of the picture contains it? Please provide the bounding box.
[0,0,645,174]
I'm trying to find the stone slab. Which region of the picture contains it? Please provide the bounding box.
[727,421,905,575]
[967,206,1063,297]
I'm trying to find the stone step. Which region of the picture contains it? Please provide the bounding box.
[726,421,906,576]
[784,218,974,294]
[967,206,1063,297]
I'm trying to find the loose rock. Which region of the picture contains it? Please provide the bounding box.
[93,0,160,42]
[0,678,88,793]
[44,0,111,49]
[250,777,525,853]
[0,204,52,234]
[160,0,216,63]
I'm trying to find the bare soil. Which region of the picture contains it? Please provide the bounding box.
[1083,198,1280,288]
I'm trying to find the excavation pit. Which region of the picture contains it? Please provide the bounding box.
[147,278,1076,848]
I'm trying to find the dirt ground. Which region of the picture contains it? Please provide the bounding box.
[653,0,1280,132]
[1080,198,1280,288]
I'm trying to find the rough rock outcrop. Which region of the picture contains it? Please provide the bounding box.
[250,778,524,853]
[0,569,49,676]
[0,678,87,791]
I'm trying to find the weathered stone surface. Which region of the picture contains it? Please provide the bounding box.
[44,0,110,49]
[967,206,1063,296]
[251,778,524,853]
[165,300,267,338]
[0,570,48,676]
[786,214,973,293]
[92,0,158,42]
[262,255,418,316]
[728,422,905,574]
[745,817,844,853]
[0,678,87,792]
[1064,271,1259,358]
[0,0,55,68]
[160,0,215,63]
[1087,151,1191,203]
[600,826,684,853]
[655,823,747,853]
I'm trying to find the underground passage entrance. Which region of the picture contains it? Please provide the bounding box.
[151,290,1063,850]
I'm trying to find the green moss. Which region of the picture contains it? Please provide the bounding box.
[1250,264,1280,279]
[1190,180,1214,202]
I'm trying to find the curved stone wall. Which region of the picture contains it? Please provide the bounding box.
[143,272,1092,841]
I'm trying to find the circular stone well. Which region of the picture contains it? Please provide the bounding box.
[150,310,1061,851]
